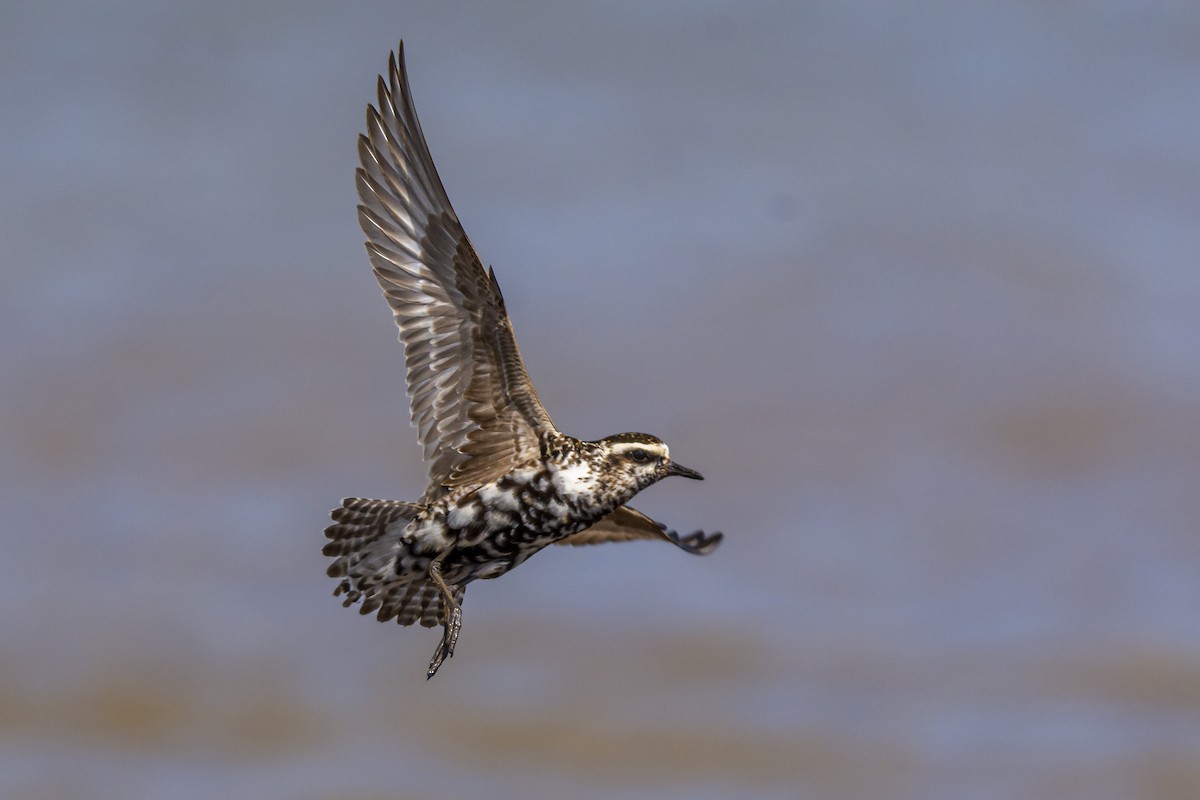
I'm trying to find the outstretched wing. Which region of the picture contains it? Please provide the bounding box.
[356,43,557,498]
[557,506,723,555]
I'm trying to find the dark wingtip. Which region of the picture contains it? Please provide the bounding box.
[670,529,724,556]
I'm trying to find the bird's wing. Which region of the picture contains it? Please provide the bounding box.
[556,505,723,555]
[356,43,557,497]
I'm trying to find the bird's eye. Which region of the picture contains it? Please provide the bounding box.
[628,448,651,463]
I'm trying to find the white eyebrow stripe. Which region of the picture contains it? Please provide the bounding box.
[611,441,670,459]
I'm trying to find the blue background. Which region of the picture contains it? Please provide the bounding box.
[3,2,1199,798]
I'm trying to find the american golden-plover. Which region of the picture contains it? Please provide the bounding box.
[324,43,722,678]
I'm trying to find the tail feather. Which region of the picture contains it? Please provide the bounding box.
[323,497,464,626]
[397,582,466,628]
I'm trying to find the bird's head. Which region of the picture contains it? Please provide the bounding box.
[596,432,704,491]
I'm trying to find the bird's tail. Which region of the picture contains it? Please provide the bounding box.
[323,497,463,627]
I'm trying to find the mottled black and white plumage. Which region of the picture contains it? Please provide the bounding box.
[324,42,722,678]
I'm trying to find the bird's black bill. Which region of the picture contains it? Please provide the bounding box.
[667,462,704,480]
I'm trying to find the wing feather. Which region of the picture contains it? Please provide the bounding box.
[357,43,557,498]
[557,506,723,556]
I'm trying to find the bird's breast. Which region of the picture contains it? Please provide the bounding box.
[441,461,612,547]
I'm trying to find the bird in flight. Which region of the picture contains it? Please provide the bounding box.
[324,42,722,678]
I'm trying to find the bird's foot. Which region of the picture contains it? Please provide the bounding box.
[427,605,462,679]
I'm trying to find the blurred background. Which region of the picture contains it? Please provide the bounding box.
[3,2,1199,798]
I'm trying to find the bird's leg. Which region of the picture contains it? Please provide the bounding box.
[426,547,461,679]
